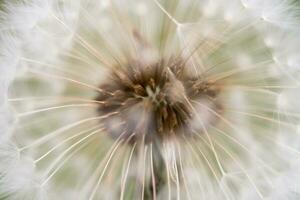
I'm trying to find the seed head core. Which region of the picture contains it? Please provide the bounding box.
[96,58,221,143]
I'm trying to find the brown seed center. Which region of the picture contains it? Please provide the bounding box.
[96,58,221,143]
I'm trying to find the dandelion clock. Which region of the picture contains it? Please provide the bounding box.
[1,0,300,199]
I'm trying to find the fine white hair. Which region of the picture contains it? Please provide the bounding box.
[1,0,300,199]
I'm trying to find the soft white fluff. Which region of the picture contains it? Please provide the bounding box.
[1,0,300,199]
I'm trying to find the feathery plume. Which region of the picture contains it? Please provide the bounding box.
[1,0,300,199]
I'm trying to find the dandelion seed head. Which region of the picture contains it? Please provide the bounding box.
[1,0,300,199]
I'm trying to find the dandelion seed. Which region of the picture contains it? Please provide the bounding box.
[1,0,300,199]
